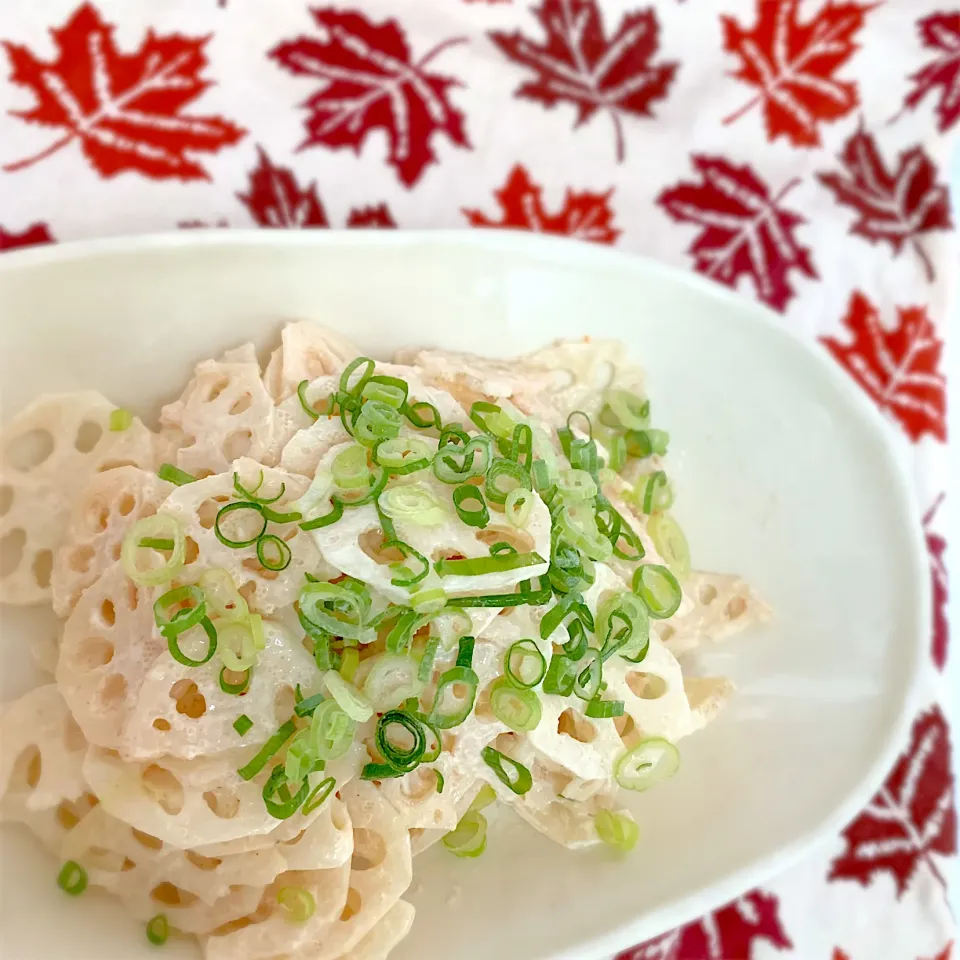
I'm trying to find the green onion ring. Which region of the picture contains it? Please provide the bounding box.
[434,551,544,578]
[485,458,531,505]
[154,584,206,638]
[574,649,603,701]
[339,357,375,397]
[219,665,251,694]
[504,639,547,688]
[57,860,87,896]
[145,914,169,945]
[237,719,297,781]
[490,678,541,731]
[167,616,218,667]
[585,698,625,718]
[256,534,292,571]
[376,710,426,772]
[452,484,489,528]
[442,810,487,857]
[302,776,336,815]
[427,665,479,729]
[262,764,310,819]
[386,540,430,587]
[215,501,268,548]
[632,564,683,619]
[403,400,442,431]
[542,654,577,696]
[481,746,532,795]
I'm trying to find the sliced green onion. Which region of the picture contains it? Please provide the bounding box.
[303,777,336,815]
[376,710,427,772]
[362,653,423,710]
[277,886,316,924]
[557,468,597,501]
[297,379,320,421]
[167,616,217,667]
[256,534,292,571]
[549,541,594,595]
[220,666,251,695]
[309,699,357,760]
[214,501,267,548]
[456,635,475,669]
[453,484,489,528]
[109,408,133,432]
[574,649,602,701]
[260,504,303,524]
[504,639,547,688]
[122,515,185,586]
[339,647,359,682]
[625,428,669,459]
[233,470,286,505]
[157,463,196,486]
[504,487,534,528]
[361,762,403,780]
[509,422,533,468]
[374,436,432,475]
[442,810,487,858]
[562,619,589,660]
[154,584,206,638]
[145,913,169,945]
[323,670,374,722]
[485,458,531,505]
[199,568,248,620]
[284,729,317,783]
[433,436,492,484]
[299,497,344,530]
[385,540,429,587]
[481,746,532,795]
[648,512,690,579]
[138,537,173,550]
[339,357,375,397]
[470,401,517,446]
[597,592,650,662]
[469,783,497,813]
[558,502,612,562]
[435,551,544,578]
[354,400,403,447]
[615,737,680,791]
[379,483,449,526]
[434,769,445,793]
[490,678,541,731]
[332,444,370,490]
[411,586,447,615]
[633,564,683,619]
[540,592,594,641]
[237,719,297,781]
[439,424,470,447]
[404,400,442,431]
[585,697,625,718]
[262,764,309,819]
[57,860,87,896]
[233,714,253,736]
[362,375,408,409]
[427,665,479,729]
[385,608,418,655]
[605,390,650,431]
[294,692,325,717]
[216,615,262,671]
[445,575,552,609]
[418,635,440,683]
[300,581,371,641]
[635,471,674,514]
[595,809,640,852]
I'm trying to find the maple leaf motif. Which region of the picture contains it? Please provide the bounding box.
[617,889,792,960]
[656,155,817,312]
[902,13,960,133]
[463,164,620,244]
[817,126,951,283]
[269,9,470,188]
[833,951,851,960]
[925,494,949,671]
[721,0,876,146]
[821,291,946,442]
[0,221,54,251]
[489,0,678,162]
[829,705,956,896]
[237,146,329,228]
[346,205,397,228]
[920,945,955,960]
[2,2,245,180]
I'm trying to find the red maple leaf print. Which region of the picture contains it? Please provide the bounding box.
[830,705,956,896]
[817,126,951,283]
[925,494,949,671]
[833,951,851,960]
[2,3,245,179]
[346,205,397,228]
[617,889,792,960]
[821,292,946,442]
[269,9,470,188]
[721,0,875,146]
[489,0,678,162]
[0,221,54,251]
[921,944,955,960]
[463,165,620,244]
[656,155,816,312]
[902,13,960,133]
[237,146,329,228]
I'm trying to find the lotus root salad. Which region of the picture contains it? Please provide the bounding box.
[0,322,769,958]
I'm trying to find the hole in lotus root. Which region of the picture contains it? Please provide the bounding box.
[351,829,386,871]
[204,377,230,403]
[100,599,116,626]
[475,527,533,553]
[659,624,676,643]
[131,828,164,850]
[558,708,596,743]
[185,850,222,871]
[68,544,94,573]
[359,528,403,565]
[33,549,53,588]
[340,887,362,922]
[64,716,86,752]
[12,745,41,790]
[98,673,128,709]
[699,584,718,605]
[169,679,206,719]
[0,529,26,579]
[0,485,12,517]
[274,685,296,724]
[203,789,240,820]
[229,394,253,415]
[725,596,747,620]
[153,718,172,732]
[243,557,279,581]
[223,430,253,461]
[55,793,99,830]
[614,713,637,745]
[198,499,220,529]
[118,492,136,516]
[184,536,200,565]
[74,421,103,454]
[625,672,668,700]
[97,459,138,473]
[5,429,54,471]
[151,882,199,907]
[331,803,348,832]
[399,767,437,802]
[142,765,184,816]
[125,580,139,611]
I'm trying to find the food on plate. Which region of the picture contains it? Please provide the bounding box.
[0,321,768,959]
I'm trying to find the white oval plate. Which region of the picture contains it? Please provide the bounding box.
[0,231,928,960]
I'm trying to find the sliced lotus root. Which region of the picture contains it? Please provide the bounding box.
[661,571,772,654]
[0,391,154,604]
[57,561,165,750]
[263,321,361,403]
[290,780,414,960]
[684,675,735,729]
[139,881,267,936]
[62,805,286,907]
[337,900,416,960]
[51,466,173,617]
[158,458,320,614]
[121,619,319,762]
[204,863,351,960]
[159,357,297,476]
[276,795,353,871]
